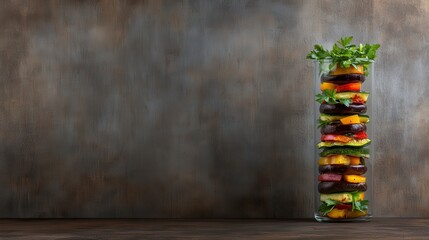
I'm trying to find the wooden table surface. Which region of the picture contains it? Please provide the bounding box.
[0,218,427,239]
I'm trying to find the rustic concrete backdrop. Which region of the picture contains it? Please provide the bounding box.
[0,0,427,218]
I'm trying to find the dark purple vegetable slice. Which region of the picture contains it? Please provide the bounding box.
[318,181,367,194]
[319,164,367,175]
[320,103,367,114]
[321,73,365,84]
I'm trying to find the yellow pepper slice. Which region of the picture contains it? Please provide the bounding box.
[344,175,366,183]
[330,65,364,75]
[318,155,362,165]
[327,208,368,219]
[349,157,361,165]
[327,208,346,218]
[319,155,350,165]
[320,82,337,91]
[340,115,361,125]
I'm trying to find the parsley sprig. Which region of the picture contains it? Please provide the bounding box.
[318,199,338,215]
[351,191,369,212]
[316,89,352,107]
[307,36,380,76]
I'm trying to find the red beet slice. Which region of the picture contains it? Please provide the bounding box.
[318,174,342,182]
[335,204,352,210]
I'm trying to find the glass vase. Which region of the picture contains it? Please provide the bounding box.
[313,60,374,222]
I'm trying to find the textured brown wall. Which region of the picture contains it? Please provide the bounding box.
[0,0,427,218]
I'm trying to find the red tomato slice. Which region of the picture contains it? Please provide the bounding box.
[335,204,352,210]
[354,132,368,139]
[321,134,352,143]
[318,174,342,182]
[336,83,361,92]
[352,94,366,104]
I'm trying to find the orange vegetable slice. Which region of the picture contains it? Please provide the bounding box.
[327,208,368,219]
[340,115,361,125]
[327,208,346,218]
[319,155,365,166]
[320,82,337,91]
[319,155,350,165]
[349,157,361,165]
[346,210,368,218]
[344,175,366,183]
[321,134,353,143]
[334,135,353,143]
[330,65,364,75]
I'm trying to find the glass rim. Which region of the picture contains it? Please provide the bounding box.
[311,59,376,63]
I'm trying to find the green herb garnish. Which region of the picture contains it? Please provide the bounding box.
[319,191,369,216]
[351,191,369,212]
[316,89,352,107]
[318,199,338,215]
[307,36,380,76]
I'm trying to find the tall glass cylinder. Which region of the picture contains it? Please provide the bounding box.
[313,60,373,222]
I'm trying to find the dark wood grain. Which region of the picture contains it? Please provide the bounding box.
[0,0,428,218]
[0,219,428,239]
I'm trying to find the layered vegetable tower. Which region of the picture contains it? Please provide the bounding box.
[307,37,379,220]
